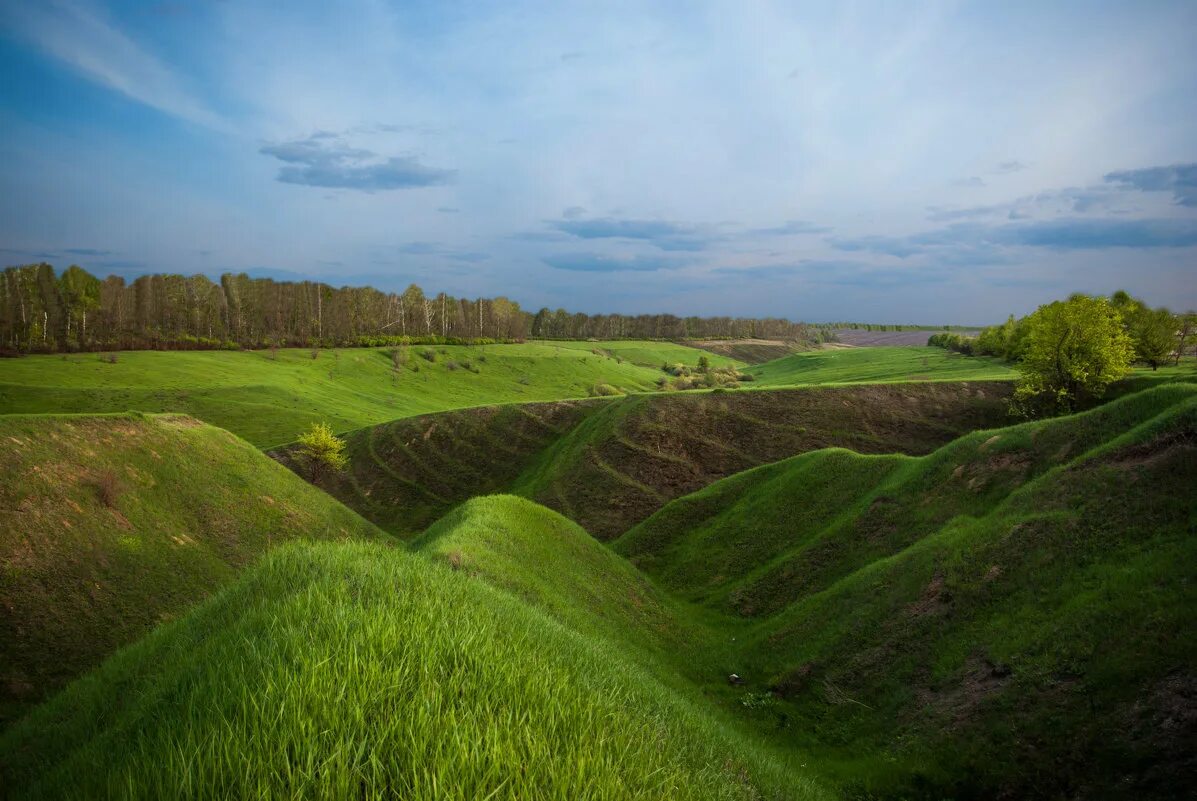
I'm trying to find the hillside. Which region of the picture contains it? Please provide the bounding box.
[683,339,802,364]
[616,384,1197,799]
[535,339,746,369]
[0,538,829,801]
[0,413,389,724]
[276,382,1014,539]
[0,343,684,448]
[749,345,1014,386]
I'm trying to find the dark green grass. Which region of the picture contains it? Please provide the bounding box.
[617,384,1197,799]
[0,413,390,723]
[0,541,830,801]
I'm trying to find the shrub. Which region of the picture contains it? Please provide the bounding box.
[444,361,460,371]
[589,383,622,397]
[100,353,118,364]
[296,422,348,481]
[420,349,436,363]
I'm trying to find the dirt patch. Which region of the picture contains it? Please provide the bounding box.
[682,339,800,364]
[916,654,1012,725]
[906,571,950,617]
[1097,428,1197,469]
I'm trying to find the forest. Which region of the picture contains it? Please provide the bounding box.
[0,264,819,354]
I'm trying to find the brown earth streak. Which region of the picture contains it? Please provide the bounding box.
[681,339,802,364]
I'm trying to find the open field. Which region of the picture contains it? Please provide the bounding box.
[0,344,683,448]
[532,339,746,369]
[0,343,1010,448]
[832,329,979,347]
[749,345,1015,385]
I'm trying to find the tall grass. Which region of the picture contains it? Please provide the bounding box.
[0,542,830,801]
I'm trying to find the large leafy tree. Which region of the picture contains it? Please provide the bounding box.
[1013,294,1135,416]
[1112,290,1178,370]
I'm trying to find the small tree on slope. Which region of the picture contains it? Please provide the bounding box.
[1012,294,1134,417]
[297,422,348,482]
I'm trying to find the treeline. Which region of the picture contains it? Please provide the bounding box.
[528,308,816,341]
[0,264,819,354]
[928,291,1193,370]
[828,322,975,332]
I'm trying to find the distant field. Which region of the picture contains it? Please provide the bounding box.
[833,329,979,346]
[533,339,744,369]
[750,345,1014,385]
[682,339,800,364]
[0,344,690,448]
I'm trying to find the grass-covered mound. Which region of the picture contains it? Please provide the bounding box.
[0,413,388,724]
[618,384,1197,799]
[0,541,830,801]
[413,495,704,665]
[295,382,1012,539]
[0,343,684,448]
[749,345,1014,386]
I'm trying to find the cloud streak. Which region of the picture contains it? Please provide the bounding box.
[1,0,225,130]
[542,252,684,272]
[261,134,454,191]
[1104,163,1197,207]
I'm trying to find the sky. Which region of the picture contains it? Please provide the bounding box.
[1,1,1195,324]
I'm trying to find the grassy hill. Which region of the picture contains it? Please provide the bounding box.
[0,527,829,800]
[684,339,802,364]
[277,382,1013,538]
[535,339,746,369]
[0,413,389,724]
[0,343,683,448]
[616,384,1197,799]
[749,346,1015,386]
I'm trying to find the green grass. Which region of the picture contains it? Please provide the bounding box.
[283,382,1013,539]
[0,344,686,448]
[538,340,745,370]
[0,538,829,801]
[748,346,1016,386]
[616,383,1197,799]
[0,413,390,723]
[4,363,1195,799]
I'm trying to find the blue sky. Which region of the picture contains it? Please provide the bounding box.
[1,0,1195,324]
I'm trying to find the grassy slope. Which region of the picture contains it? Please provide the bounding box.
[1,516,829,801]
[749,346,1015,386]
[683,340,801,364]
[278,382,1013,539]
[616,384,1197,799]
[0,343,690,448]
[0,413,389,723]
[536,339,745,369]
